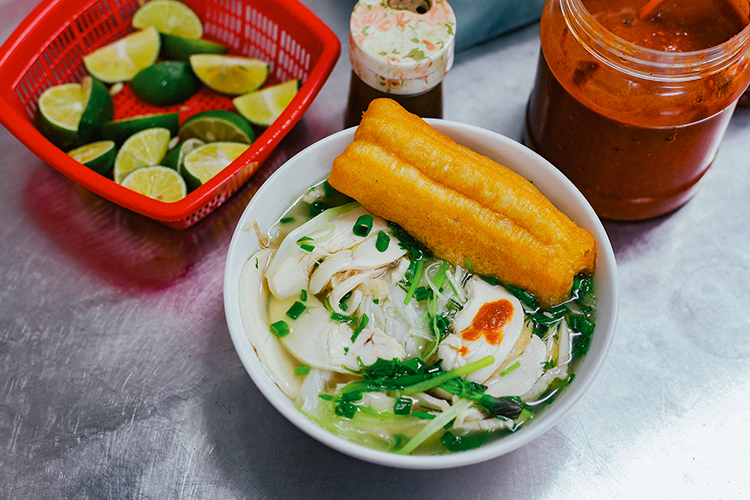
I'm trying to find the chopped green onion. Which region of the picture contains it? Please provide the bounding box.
[505,283,540,310]
[280,216,295,224]
[269,320,290,338]
[285,301,306,320]
[394,397,412,415]
[464,258,475,273]
[499,361,521,377]
[254,257,259,269]
[309,200,328,217]
[401,355,495,396]
[414,286,431,302]
[412,411,436,420]
[300,243,315,252]
[440,431,484,452]
[432,261,449,290]
[322,180,336,197]
[403,259,424,305]
[375,230,390,252]
[331,312,355,324]
[351,314,369,342]
[300,289,308,301]
[397,398,473,454]
[353,214,374,237]
[296,236,313,243]
[373,298,380,304]
[295,365,311,375]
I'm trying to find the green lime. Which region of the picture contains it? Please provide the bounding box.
[102,112,179,145]
[121,165,187,202]
[182,141,249,190]
[233,79,299,127]
[162,137,204,171]
[36,76,114,150]
[67,140,117,175]
[132,0,202,39]
[113,127,171,183]
[178,109,255,144]
[83,26,160,83]
[189,54,269,95]
[161,33,228,61]
[131,61,203,106]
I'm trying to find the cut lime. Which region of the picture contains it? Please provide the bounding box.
[67,140,117,175]
[113,127,171,183]
[132,0,203,39]
[178,109,255,144]
[189,54,269,95]
[78,77,115,144]
[161,33,228,61]
[83,26,160,83]
[131,61,203,106]
[182,141,249,190]
[121,165,187,202]
[102,112,179,145]
[233,79,299,127]
[162,137,204,171]
[36,76,114,150]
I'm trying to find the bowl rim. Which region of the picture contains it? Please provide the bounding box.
[223,120,619,469]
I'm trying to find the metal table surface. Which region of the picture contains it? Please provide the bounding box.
[2,1,749,498]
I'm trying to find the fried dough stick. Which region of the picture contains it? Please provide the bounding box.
[328,99,596,306]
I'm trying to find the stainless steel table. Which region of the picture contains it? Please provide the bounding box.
[2,1,749,498]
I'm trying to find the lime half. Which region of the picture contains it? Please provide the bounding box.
[83,26,160,83]
[121,165,187,202]
[132,0,203,39]
[131,61,202,106]
[67,140,117,175]
[162,138,204,171]
[178,110,255,144]
[189,54,269,95]
[37,76,114,150]
[182,141,249,190]
[113,127,171,183]
[233,79,299,127]
[161,33,228,61]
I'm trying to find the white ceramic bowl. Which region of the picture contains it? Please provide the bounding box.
[223,120,618,469]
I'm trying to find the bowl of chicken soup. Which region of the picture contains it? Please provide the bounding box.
[224,118,618,469]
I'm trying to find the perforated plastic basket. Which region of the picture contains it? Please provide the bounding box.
[0,0,340,229]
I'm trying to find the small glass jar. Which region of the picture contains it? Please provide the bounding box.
[525,0,750,220]
[345,0,456,128]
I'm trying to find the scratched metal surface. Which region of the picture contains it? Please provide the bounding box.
[1,0,749,498]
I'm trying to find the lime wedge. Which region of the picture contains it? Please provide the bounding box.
[113,127,171,183]
[36,76,114,150]
[178,109,255,144]
[189,54,269,95]
[121,165,187,202]
[131,61,203,106]
[67,140,117,175]
[233,79,299,127]
[161,33,228,61]
[182,141,249,190]
[102,112,179,145]
[162,138,204,171]
[132,0,203,39]
[83,26,160,83]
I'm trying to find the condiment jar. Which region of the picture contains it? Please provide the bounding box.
[525,0,750,220]
[345,0,456,128]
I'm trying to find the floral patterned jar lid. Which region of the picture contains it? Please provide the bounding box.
[349,0,456,95]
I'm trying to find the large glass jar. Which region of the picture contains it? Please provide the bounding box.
[525,0,750,220]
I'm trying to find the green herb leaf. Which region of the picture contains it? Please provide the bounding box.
[394,397,412,415]
[351,313,370,342]
[440,431,484,452]
[309,200,328,217]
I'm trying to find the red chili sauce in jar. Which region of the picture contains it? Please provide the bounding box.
[526,0,750,220]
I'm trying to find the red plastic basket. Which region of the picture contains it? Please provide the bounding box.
[0,0,340,229]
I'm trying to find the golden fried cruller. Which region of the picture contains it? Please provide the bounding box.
[328,99,596,306]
